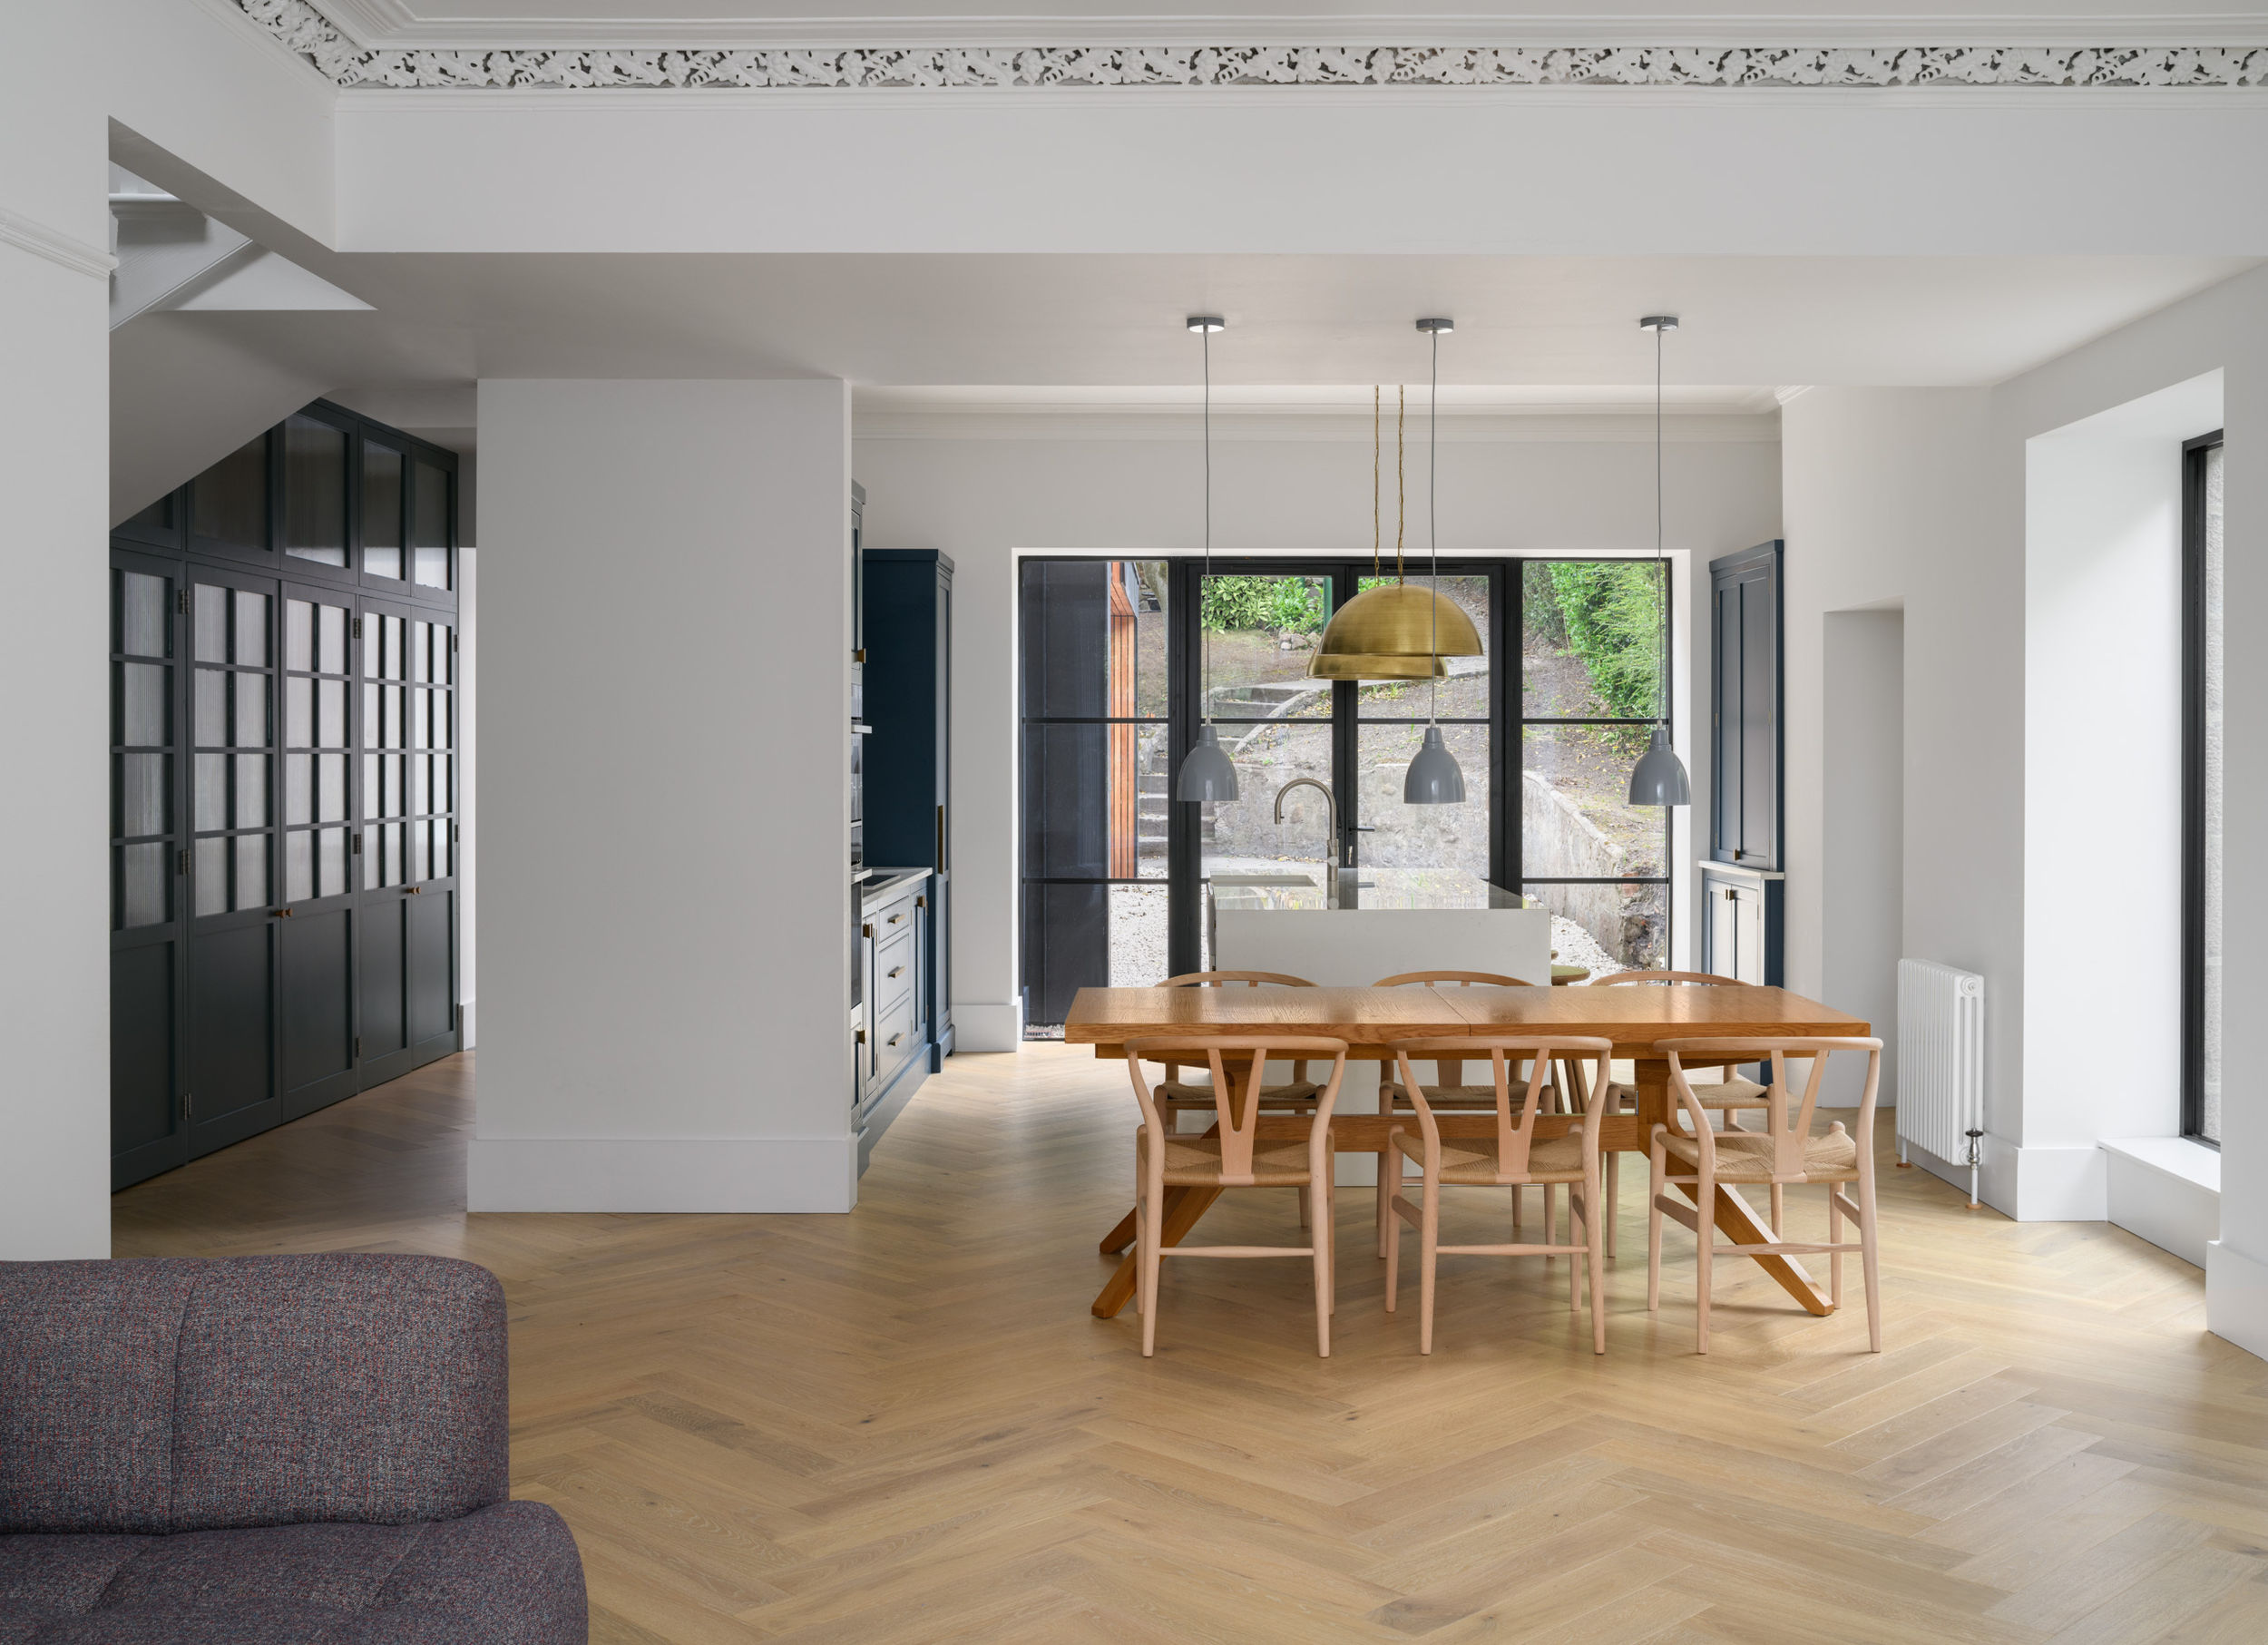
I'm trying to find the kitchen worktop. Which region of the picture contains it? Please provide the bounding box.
[1207,867,1530,913]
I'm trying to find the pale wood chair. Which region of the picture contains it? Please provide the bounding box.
[1647,1035,1885,1355]
[1369,971,1558,1253]
[1123,1033,1349,1358]
[1382,1034,1616,1356]
[1589,969,1776,1237]
[1155,971,1324,1225]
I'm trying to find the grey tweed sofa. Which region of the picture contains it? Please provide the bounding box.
[0,1254,586,1644]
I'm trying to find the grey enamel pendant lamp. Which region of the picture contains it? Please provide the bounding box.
[1403,318,1466,805]
[1627,315,1693,808]
[1175,315,1239,802]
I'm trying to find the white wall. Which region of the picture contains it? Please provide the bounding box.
[1820,606,1904,1107]
[0,1,112,1257]
[854,414,1782,1043]
[471,378,855,1211]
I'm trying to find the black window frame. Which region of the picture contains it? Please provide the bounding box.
[2182,429,2224,1147]
[1017,553,1677,1027]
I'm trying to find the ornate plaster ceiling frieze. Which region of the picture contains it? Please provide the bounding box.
[234,2,2268,90]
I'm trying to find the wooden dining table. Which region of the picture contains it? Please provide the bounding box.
[1063,983,1872,1320]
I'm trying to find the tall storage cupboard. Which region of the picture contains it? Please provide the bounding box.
[863,551,954,1063]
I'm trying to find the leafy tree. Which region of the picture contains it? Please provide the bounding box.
[1200,575,1326,633]
[1542,563,1663,719]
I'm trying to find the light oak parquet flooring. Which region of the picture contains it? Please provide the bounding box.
[112,1043,2268,1644]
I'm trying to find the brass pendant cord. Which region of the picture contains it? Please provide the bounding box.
[1372,387,1381,577]
[1428,333,1441,725]
[1396,386,1406,583]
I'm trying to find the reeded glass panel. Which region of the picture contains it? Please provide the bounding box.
[118,843,169,930]
[1525,880,1665,974]
[232,672,268,748]
[410,818,430,882]
[1521,724,1667,880]
[1200,573,1332,719]
[318,603,347,675]
[285,677,313,749]
[410,755,429,817]
[363,616,380,678]
[318,679,347,749]
[285,753,311,826]
[434,691,451,750]
[385,617,406,680]
[1355,574,1490,720]
[194,670,224,747]
[409,622,429,682]
[318,827,347,897]
[365,444,404,580]
[117,572,170,659]
[1521,560,1665,720]
[194,585,226,663]
[285,600,314,671]
[364,826,378,889]
[408,688,428,750]
[192,433,267,551]
[384,686,404,749]
[194,837,227,916]
[381,821,403,887]
[117,753,168,837]
[1355,722,1490,878]
[284,829,313,904]
[318,753,347,824]
[1199,721,1335,886]
[284,416,348,565]
[413,460,449,588]
[233,591,268,666]
[120,662,169,747]
[233,833,268,910]
[383,755,403,818]
[362,753,380,821]
[195,755,227,832]
[233,754,267,828]
[434,755,452,814]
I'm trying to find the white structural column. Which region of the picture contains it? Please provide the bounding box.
[471,379,856,1211]
[0,0,112,1258]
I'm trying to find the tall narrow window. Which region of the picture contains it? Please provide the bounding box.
[2184,432,2224,1144]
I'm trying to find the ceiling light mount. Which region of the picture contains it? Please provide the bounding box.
[1186,314,1225,334]
[1415,317,1454,334]
[1638,314,1679,334]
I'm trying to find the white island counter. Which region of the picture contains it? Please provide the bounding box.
[1209,867,1553,989]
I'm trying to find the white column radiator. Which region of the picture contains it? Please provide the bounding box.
[1895,959,1986,1206]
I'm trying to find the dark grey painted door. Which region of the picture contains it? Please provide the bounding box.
[279,583,360,1119]
[1710,543,1784,868]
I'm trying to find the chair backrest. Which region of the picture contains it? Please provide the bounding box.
[1591,969,1740,986]
[1124,1035,1348,1187]
[1158,970,1316,988]
[1372,970,1534,988]
[1386,1034,1613,1182]
[1659,1036,1884,1181]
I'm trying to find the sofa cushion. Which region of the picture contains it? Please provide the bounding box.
[0,1257,508,1534]
[0,1503,584,1645]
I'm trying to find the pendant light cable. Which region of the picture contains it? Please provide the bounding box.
[1396,387,1406,583]
[1655,318,1666,727]
[1429,331,1441,726]
[1202,320,1212,727]
[1372,386,1381,578]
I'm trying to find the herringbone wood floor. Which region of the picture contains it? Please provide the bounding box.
[114,1046,2268,1644]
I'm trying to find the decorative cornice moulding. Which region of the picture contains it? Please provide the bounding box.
[236,5,2268,89]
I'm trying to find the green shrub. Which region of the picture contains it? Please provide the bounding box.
[1201,576,1326,633]
[1543,563,1663,718]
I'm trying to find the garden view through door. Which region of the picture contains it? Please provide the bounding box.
[1017,557,1673,1032]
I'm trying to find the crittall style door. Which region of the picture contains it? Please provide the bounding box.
[278,584,359,1117]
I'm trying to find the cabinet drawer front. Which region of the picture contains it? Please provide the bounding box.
[872,991,921,1088]
[869,896,917,938]
[875,926,915,1006]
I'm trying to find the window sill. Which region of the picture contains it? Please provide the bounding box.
[2100,1136,2220,1195]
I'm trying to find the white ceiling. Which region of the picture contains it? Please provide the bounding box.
[315,0,2268,48]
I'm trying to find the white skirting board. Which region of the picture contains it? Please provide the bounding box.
[2207,1239,2268,1363]
[953,999,1023,1052]
[459,997,475,1050]
[1906,1133,2106,1221]
[2100,1139,2219,1268]
[467,1135,858,1212]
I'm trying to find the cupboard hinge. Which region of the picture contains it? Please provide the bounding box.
[176,589,189,615]
[183,1092,192,1118]
[451,823,459,843]
[352,832,363,855]
[354,1036,362,1061]
[352,617,363,640]
[176,847,190,876]
[449,632,457,652]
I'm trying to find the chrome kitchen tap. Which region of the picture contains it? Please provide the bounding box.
[1274,778,1347,871]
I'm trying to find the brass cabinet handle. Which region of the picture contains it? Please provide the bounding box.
[887,1033,904,1048]
[887,912,904,925]
[855,1027,866,1043]
[915,895,926,909]
[272,907,294,918]
[862,922,875,938]
[888,965,904,979]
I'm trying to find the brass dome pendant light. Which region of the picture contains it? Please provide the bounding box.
[1308,366,1481,681]
[1403,318,1467,806]
[1175,315,1239,802]
[1626,314,1693,808]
